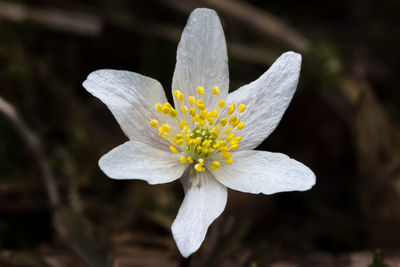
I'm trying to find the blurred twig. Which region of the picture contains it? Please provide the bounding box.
[0,96,111,267]
[0,96,60,208]
[0,1,101,36]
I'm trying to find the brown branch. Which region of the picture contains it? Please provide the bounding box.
[0,96,60,208]
[0,1,102,36]
[0,96,111,267]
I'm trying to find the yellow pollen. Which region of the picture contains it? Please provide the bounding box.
[234,136,242,142]
[213,109,218,118]
[150,119,159,128]
[170,146,178,154]
[210,160,221,170]
[150,86,247,172]
[212,86,220,95]
[238,104,246,113]
[155,103,163,113]
[170,108,177,117]
[180,105,188,114]
[178,92,184,102]
[222,152,232,159]
[237,122,245,130]
[230,143,239,150]
[220,118,227,126]
[228,116,237,126]
[226,158,234,165]
[179,121,187,129]
[228,104,235,115]
[196,99,205,110]
[197,86,205,95]
[162,106,171,114]
[180,156,187,164]
[189,108,196,116]
[188,96,195,105]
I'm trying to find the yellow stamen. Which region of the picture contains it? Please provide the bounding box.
[212,86,220,95]
[151,85,246,173]
[197,86,205,95]
[180,156,187,164]
[222,152,232,159]
[178,92,184,102]
[228,104,235,115]
[188,96,195,105]
[150,119,158,128]
[155,103,163,113]
[170,146,178,154]
[237,122,245,130]
[170,108,177,118]
[220,118,227,126]
[226,158,234,165]
[180,105,188,114]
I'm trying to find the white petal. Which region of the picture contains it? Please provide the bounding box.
[172,169,227,257]
[172,8,229,110]
[83,69,169,150]
[227,52,302,150]
[99,141,186,184]
[213,150,315,195]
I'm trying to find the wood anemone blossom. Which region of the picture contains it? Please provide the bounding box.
[82,8,316,258]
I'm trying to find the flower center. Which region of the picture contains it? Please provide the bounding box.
[149,86,246,172]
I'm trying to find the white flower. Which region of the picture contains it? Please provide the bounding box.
[82,8,315,258]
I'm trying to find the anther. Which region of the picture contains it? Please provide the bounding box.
[237,122,245,130]
[178,92,184,102]
[220,118,227,126]
[155,103,163,113]
[222,152,232,159]
[218,100,225,108]
[188,96,195,105]
[180,156,187,164]
[197,86,205,95]
[212,86,220,95]
[180,105,188,114]
[228,104,235,115]
[226,158,234,165]
[238,104,246,113]
[170,146,178,154]
[150,119,159,128]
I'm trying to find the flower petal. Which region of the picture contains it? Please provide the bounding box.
[172,8,229,110]
[83,69,169,150]
[227,52,302,150]
[99,141,186,184]
[212,150,315,194]
[172,169,227,257]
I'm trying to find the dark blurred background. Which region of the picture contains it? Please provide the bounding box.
[0,0,400,266]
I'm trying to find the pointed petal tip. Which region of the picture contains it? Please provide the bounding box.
[281,51,302,63]
[191,7,218,16]
[171,223,198,258]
